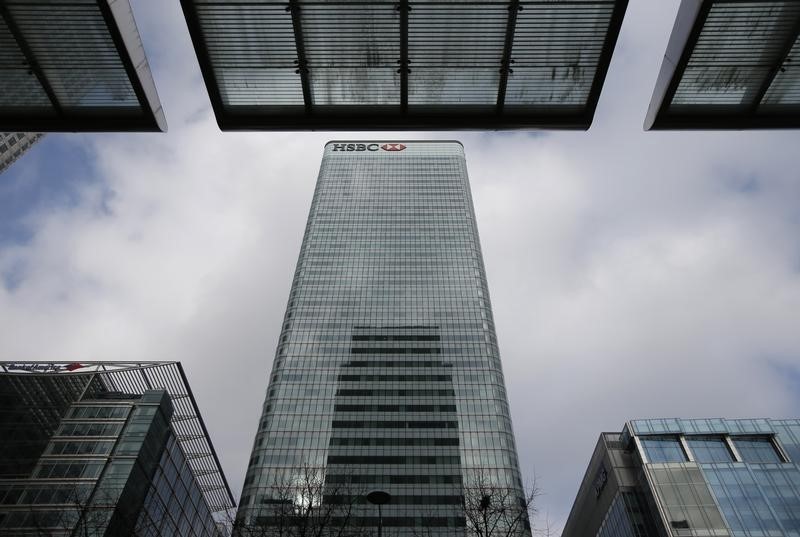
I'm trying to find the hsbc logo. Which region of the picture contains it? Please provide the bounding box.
[381,143,406,151]
[330,143,407,152]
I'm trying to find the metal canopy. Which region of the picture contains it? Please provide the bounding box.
[0,0,166,132]
[180,0,628,130]
[646,0,800,130]
[0,361,234,513]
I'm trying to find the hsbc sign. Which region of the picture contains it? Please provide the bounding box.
[330,143,407,152]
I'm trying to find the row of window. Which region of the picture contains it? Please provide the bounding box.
[352,334,441,341]
[327,455,461,465]
[324,494,463,505]
[56,422,123,437]
[331,420,459,429]
[253,515,467,528]
[333,404,457,413]
[46,439,116,456]
[282,321,489,330]
[326,474,462,485]
[337,389,455,397]
[640,435,786,464]
[0,483,93,505]
[66,406,130,419]
[329,437,459,447]
[34,460,105,479]
[350,347,443,354]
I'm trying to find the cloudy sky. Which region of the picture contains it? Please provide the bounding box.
[2,0,800,529]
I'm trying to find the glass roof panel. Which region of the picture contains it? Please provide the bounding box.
[408,3,505,105]
[183,0,628,128]
[302,3,398,68]
[303,3,399,105]
[410,68,500,105]
[219,68,305,105]
[506,1,613,105]
[0,0,164,131]
[311,68,399,104]
[670,1,799,109]
[8,2,139,109]
[197,2,299,106]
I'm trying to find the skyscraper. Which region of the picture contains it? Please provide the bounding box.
[237,141,527,536]
[0,133,42,173]
[562,418,800,537]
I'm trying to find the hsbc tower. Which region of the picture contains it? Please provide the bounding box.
[237,141,526,536]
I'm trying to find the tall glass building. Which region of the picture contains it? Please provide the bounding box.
[237,141,527,535]
[562,418,800,537]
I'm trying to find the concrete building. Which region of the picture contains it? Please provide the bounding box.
[563,418,800,537]
[0,132,42,174]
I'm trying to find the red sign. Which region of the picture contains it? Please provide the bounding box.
[381,143,406,152]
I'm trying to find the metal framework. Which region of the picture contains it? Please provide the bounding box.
[180,0,628,130]
[0,0,166,132]
[0,361,234,513]
[646,0,800,130]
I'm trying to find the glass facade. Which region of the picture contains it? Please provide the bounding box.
[237,141,527,536]
[563,419,800,537]
[0,362,233,536]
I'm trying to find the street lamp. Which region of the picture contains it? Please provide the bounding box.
[366,490,391,537]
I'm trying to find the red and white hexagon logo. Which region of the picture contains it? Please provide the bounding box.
[381,143,406,152]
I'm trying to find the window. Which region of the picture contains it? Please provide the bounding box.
[686,437,734,463]
[640,436,688,463]
[734,437,783,463]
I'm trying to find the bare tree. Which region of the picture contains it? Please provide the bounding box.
[234,465,366,537]
[462,471,540,537]
[532,512,560,537]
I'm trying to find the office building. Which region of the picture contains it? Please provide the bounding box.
[180,1,628,130]
[0,0,166,132]
[646,0,800,130]
[0,132,43,173]
[562,418,800,537]
[0,361,234,536]
[237,141,528,536]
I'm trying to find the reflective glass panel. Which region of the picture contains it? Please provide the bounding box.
[734,437,783,463]
[640,437,688,463]
[686,437,734,463]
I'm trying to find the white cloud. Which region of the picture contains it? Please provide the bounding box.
[2,0,800,530]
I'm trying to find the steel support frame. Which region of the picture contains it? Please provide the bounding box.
[399,0,410,113]
[497,0,521,111]
[288,0,313,109]
[751,15,800,110]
